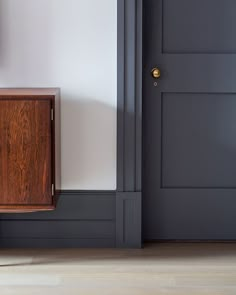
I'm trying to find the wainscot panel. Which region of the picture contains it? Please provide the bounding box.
[0,191,116,248]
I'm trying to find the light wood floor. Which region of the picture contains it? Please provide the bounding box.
[0,243,236,295]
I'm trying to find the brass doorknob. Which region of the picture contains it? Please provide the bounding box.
[151,68,161,79]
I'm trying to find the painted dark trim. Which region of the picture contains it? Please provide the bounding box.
[0,191,116,248]
[116,0,143,248]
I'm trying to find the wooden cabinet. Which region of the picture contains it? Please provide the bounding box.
[0,88,61,212]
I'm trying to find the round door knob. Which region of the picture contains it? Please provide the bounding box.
[151,68,161,79]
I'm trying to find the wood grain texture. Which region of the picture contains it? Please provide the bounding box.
[0,100,52,206]
[0,243,236,294]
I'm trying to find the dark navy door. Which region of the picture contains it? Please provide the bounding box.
[143,0,236,240]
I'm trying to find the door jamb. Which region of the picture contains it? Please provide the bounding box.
[116,0,143,248]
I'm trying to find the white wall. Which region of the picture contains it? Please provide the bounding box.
[0,0,117,190]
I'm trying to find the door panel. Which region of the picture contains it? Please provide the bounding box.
[146,190,236,240]
[162,93,236,188]
[163,0,236,53]
[0,100,52,205]
[143,0,236,239]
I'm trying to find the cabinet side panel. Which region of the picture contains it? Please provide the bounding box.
[54,90,61,192]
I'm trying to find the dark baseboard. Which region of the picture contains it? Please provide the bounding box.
[0,239,115,248]
[0,190,116,248]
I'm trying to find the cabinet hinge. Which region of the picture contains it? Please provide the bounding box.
[51,108,54,121]
[52,184,54,196]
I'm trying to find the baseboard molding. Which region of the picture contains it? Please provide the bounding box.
[0,238,115,248]
[116,192,142,248]
[0,190,116,248]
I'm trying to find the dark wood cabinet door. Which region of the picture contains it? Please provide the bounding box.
[0,100,52,205]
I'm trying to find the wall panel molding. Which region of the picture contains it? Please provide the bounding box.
[0,191,116,248]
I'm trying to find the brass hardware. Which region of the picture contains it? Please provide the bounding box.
[151,68,161,79]
[51,108,54,121]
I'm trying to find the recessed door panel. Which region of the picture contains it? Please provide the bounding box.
[162,93,236,188]
[163,0,236,53]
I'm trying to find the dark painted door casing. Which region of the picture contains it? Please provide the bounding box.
[143,0,236,240]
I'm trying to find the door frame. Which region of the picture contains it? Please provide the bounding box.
[116,0,143,248]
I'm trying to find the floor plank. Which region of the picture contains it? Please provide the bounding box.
[0,243,236,294]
